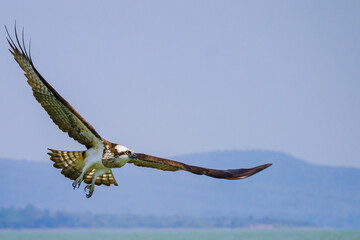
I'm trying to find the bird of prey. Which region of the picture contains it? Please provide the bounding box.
[6,26,272,198]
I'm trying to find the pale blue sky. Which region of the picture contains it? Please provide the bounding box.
[1,1,359,167]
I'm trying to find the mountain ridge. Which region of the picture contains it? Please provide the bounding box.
[1,150,359,228]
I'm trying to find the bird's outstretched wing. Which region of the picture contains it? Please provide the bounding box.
[6,26,102,148]
[130,153,272,180]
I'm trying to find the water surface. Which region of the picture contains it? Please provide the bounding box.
[0,229,359,240]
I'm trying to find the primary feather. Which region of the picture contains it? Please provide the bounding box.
[6,26,101,149]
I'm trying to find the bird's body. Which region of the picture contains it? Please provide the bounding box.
[7,26,271,198]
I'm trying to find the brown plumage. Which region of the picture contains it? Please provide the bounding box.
[131,153,272,180]
[7,25,272,198]
[48,149,85,180]
[84,169,118,186]
[6,26,101,149]
[48,149,118,186]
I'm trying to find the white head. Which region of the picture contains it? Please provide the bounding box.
[114,144,135,159]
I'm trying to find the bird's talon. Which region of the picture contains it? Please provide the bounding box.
[84,184,94,197]
[72,180,81,190]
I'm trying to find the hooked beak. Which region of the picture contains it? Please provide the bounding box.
[129,153,136,159]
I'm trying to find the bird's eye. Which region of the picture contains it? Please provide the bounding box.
[125,150,131,155]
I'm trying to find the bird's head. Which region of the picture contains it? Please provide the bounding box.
[114,144,136,160]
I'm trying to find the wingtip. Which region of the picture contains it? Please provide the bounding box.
[256,163,272,172]
[8,49,15,56]
[264,163,272,168]
[230,163,272,180]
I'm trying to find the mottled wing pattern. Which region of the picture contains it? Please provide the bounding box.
[48,149,85,180]
[131,153,272,180]
[129,158,180,171]
[6,27,102,149]
[84,169,118,186]
[48,149,118,186]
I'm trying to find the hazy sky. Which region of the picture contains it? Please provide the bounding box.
[1,1,359,167]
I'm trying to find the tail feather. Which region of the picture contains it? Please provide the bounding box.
[48,148,118,186]
[48,149,85,180]
[84,169,118,186]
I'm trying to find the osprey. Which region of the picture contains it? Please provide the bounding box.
[6,26,272,198]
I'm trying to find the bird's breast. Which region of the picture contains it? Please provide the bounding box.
[102,157,129,168]
[84,144,106,168]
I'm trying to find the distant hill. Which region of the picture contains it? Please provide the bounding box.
[0,205,314,229]
[0,150,359,228]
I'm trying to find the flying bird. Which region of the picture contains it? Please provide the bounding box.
[6,26,272,198]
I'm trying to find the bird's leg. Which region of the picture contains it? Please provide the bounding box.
[72,164,92,189]
[72,175,83,189]
[84,169,107,198]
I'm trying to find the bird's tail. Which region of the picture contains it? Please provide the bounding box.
[47,149,85,180]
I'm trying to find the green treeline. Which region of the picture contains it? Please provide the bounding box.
[0,205,314,229]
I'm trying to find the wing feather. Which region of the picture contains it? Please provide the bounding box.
[84,169,118,186]
[130,153,272,180]
[6,26,102,148]
[130,158,180,171]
